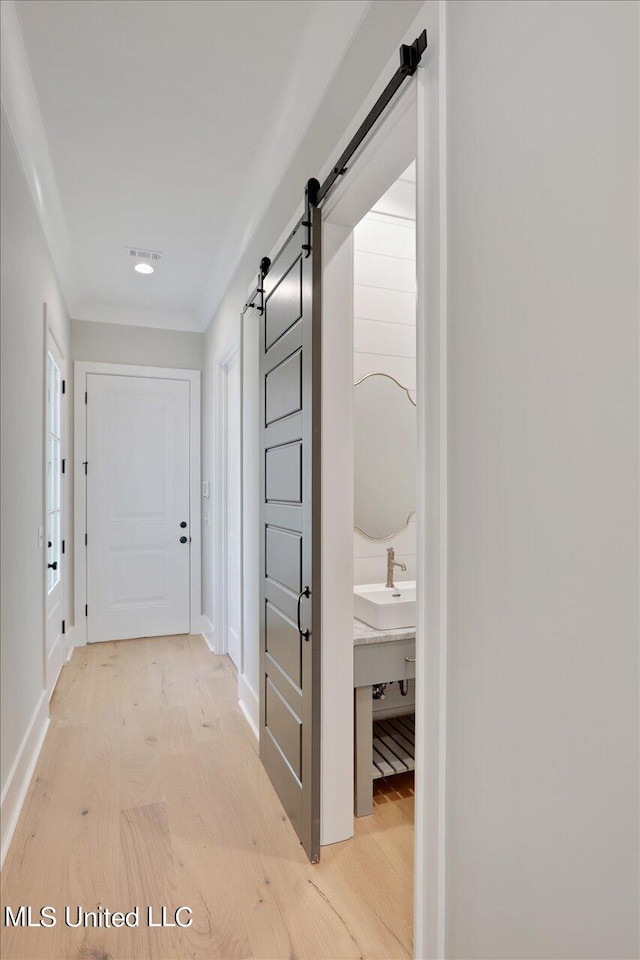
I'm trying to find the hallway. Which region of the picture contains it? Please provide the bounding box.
[2,3,639,957]
[0,637,413,960]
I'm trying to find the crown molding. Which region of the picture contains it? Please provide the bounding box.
[1,0,80,310]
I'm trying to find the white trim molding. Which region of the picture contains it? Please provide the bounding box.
[73,361,202,644]
[414,3,448,957]
[0,690,49,868]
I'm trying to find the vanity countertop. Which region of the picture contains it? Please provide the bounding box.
[353,617,416,646]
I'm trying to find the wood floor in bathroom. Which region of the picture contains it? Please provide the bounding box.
[0,635,414,960]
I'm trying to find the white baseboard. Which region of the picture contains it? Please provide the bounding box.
[200,614,216,653]
[66,624,80,658]
[46,632,66,701]
[0,690,49,868]
[238,673,259,742]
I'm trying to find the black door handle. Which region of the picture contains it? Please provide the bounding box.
[179,536,188,544]
[296,586,311,641]
[48,561,58,570]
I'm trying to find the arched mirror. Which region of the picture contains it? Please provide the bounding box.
[353,373,416,540]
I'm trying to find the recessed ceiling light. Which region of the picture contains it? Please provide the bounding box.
[126,247,163,274]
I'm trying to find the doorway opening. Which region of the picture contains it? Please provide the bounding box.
[320,80,418,842]
[352,162,417,817]
[318,91,420,950]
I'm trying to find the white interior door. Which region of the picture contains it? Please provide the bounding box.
[86,373,191,642]
[226,352,241,668]
[45,335,66,695]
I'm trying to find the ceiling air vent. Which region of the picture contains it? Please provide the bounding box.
[126,247,163,263]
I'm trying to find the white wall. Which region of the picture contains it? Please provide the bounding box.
[353,205,416,583]
[439,1,640,957]
[0,109,70,860]
[71,318,204,370]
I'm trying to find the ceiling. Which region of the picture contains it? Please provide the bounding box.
[13,0,369,331]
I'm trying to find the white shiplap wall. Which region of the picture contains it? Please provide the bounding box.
[353,210,416,585]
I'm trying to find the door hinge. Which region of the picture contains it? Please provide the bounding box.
[61,458,66,474]
[62,619,66,635]
[83,461,88,475]
[62,539,65,554]
[85,604,88,617]
[85,391,88,404]
[84,533,88,546]
[62,379,66,395]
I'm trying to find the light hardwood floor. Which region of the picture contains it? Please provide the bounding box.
[1,636,413,960]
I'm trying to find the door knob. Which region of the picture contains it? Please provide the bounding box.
[48,561,58,570]
[179,536,188,544]
[180,521,187,528]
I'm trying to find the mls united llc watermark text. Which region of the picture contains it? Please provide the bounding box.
[4,905,193,928]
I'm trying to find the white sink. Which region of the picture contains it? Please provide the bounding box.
[354,581,416,630]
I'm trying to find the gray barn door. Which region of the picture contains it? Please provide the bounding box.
[257,212,321,862]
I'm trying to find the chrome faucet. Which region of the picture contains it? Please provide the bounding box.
[386,547,407,589]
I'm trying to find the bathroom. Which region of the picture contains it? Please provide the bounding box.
[351,163,417,818]
[316,90,419,859]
